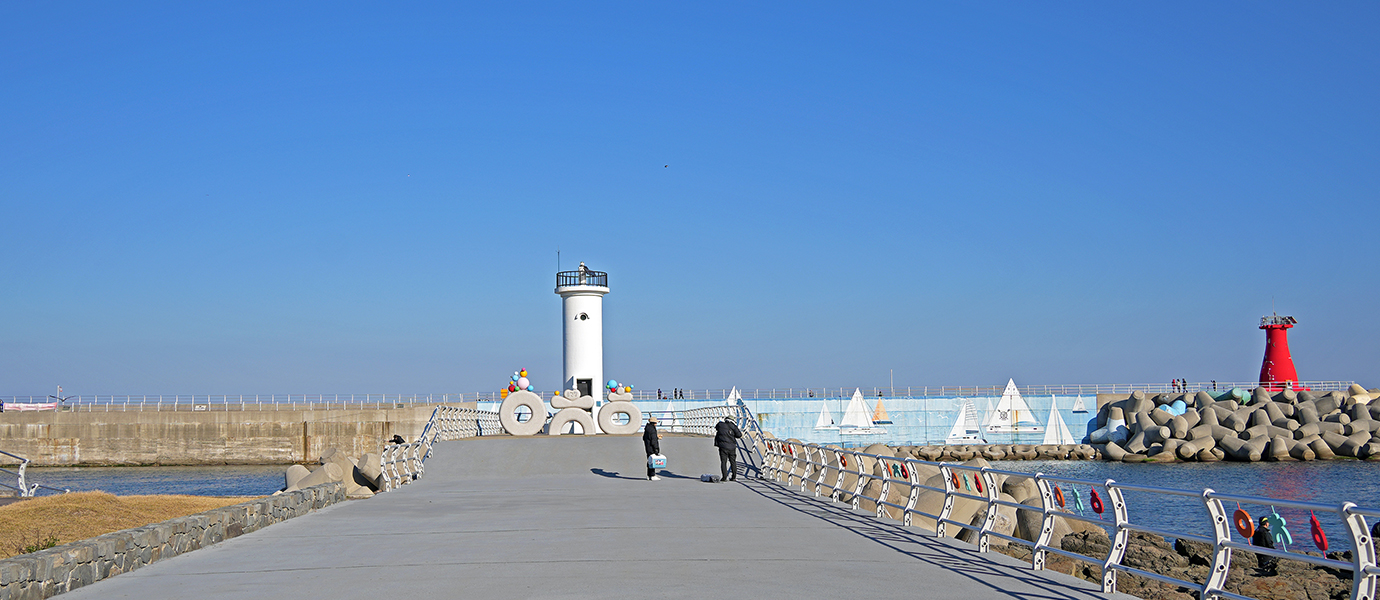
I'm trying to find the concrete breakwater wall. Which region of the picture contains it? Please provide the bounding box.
[0,482,343,599]
[0,406,467,466]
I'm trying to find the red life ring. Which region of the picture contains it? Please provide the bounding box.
[1054,486,1066,508]
[1311,512,1328,552]
[1234,509,1255,539]
[1090,489,1104,514]
[950,472,961,489]
[900,464,909,478]
[974,475,984,494]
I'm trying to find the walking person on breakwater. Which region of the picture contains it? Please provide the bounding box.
[714,416,742,482]
[644,416,663,481]
[1251,516,1278,576]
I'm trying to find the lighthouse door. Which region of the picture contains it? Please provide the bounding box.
[577,379,592,398]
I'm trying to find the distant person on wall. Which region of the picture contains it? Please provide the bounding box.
[644,416,663,481]
[714,416,742,482]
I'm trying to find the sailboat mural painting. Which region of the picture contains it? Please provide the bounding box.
[985,379,1043,434]
[946,398,985,444]
[1071,395,1088,413]
[814,402,839,430]
[1041,399,1075,445]
[871,398,893,424]
[839,389,886,436]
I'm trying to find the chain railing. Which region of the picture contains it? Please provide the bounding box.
[757,438,1379,600]
[377,405,502,491]
[0,450,68,497]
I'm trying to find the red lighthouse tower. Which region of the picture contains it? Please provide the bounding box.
[1259,313,1300,389]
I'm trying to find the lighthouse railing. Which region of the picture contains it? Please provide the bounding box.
[758,438,1379,600]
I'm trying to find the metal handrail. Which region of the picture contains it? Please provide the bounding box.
[376,405,502,491]
[758,438,1380,600]
[0,449,68,497]
[4,381,1358,409]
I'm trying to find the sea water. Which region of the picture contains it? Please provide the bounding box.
[24,465,285,497]
[988,459,1379,554]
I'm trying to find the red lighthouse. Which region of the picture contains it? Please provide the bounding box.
[1259,314,1300,389]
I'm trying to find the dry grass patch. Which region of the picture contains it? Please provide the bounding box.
[0,491,258,559]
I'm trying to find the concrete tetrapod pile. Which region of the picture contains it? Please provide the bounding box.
[280,448,383,498]
[1090,384,1380,463]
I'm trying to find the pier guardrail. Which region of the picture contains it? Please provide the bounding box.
[757,438,1378,600]
[0,450,68,497]
[2,382,1357,410]
[377,405,501,491]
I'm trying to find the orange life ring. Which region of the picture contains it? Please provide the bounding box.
[839,455,847,468]
[950,471,961,489]
[1054,486,1066,508]
[1311,512,1328,552]
[1234,509,1254,539]
[1090,489,1104,514]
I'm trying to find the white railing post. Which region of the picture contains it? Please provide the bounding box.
[1201,490,1233,598]
[1102,482,1129,594]
[1342,503,1378,600]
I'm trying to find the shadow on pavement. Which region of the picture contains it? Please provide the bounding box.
[738,478,1119,600]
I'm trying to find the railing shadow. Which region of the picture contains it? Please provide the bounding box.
[737,478,1119,600]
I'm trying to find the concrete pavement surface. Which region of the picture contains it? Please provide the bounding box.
[62,436,1133,599]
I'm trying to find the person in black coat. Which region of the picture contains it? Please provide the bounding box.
[643,416,662,481]
[1251,516,1277,575]
[714,416,742,482]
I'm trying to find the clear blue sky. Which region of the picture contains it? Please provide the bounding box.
[3,3,1377,396]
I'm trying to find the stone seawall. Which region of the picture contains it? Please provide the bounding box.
[0,482,344,599]
[0,405,470,466]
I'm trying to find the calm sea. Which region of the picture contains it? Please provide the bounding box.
[24,465,285,497]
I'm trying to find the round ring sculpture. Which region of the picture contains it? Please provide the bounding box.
[549,407,595,435]
[598,401,642,435]
[499,390,546,436]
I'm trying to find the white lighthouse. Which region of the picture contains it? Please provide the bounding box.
[556,262,609,404]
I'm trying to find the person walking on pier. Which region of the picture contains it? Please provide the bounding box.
[644,416,663,481]
[714,416,742,482]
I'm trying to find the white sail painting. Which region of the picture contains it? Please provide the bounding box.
[1041,400,1075,445]
[814,402,839,430]
[839,388,886,436]
[946,398,984,444]
[1071,395,1088,413]
[985,379,1043,433]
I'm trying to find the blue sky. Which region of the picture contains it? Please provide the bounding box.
[2,3,1377,396]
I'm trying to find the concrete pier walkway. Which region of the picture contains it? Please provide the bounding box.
[63,436,1130,599]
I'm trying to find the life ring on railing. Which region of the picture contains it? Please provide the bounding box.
[950,471,961,489]
[973,474,984,494]
[1054,486,1066,508]
[1090,489,1104,514]
[1310,512,1328,552]
[839,455,848,468]
[1233,508,1255,539]
[899,463,908,479]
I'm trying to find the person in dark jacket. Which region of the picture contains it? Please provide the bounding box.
[644,416,662,481]
[714,416,742,482]
[1251,516,1277,575]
